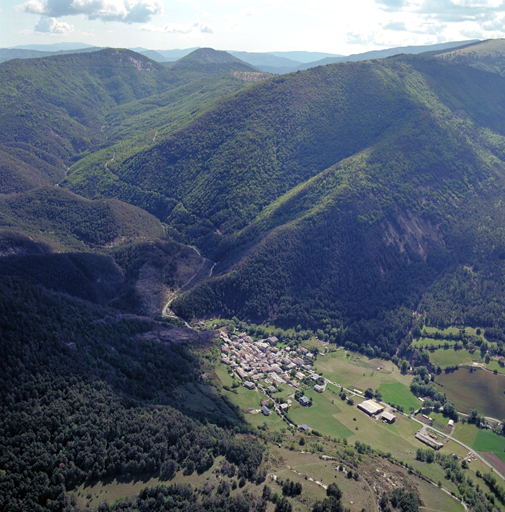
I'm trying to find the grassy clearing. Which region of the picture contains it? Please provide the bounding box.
[412,337,456,348]
[486,360,505,375]
[379,382,422,411]
[428,348,482,368]
[414,477,465,512]
[435,367,505,418]
[73,457,224,509]
[453,422,479,447]
[423,326,461,336]
[270,448,374,512]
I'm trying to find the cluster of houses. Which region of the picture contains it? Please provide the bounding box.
[220,331,317,391]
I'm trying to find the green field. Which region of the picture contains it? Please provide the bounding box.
[435,368,505,418]
[428,348,482,368]
[287,388,354,439]
[412,337,456,348]
[423,326,461,336]
[473,429,505,461]
[315,350,414,394]
[379,382,422,411]
[486,359,505,375]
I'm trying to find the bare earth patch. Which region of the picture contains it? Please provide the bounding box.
[481,452,505,474]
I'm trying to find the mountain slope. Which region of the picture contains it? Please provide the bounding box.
[0,49,175,193]
[435,38,505,76]
[296,40,480,71]
[61,51,505,350]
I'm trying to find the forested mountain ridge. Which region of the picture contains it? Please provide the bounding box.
[0,47,259,195]
[0,48,175,193]
[434,38,505,76]
[60,50,505,352]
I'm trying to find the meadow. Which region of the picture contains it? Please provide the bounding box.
[314,349,421,411]
[427,348,482,368]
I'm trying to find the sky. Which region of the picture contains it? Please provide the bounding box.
[1,0,505,54]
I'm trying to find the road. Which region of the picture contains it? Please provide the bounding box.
[161,247,214,324]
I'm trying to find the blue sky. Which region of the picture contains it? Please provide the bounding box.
[1,0,505,54]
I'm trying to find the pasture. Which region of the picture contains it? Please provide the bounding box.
[315,350,413,395]
[427,348,481,368]
[379,382,422,411]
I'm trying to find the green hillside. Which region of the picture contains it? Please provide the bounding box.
[0,49,176,192]
[435,39,505,76]
[0,186,164,251]
[61,51,505,352]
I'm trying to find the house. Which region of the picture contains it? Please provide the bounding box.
[280,403,288,410]
[314,384,324,393]
[357,400,384,416]
[268,386,276,393]
[311,374,319,381]
[244,381,255,390]
[261,405,271,416]
[299,396,310,406]
[261,400,269,407]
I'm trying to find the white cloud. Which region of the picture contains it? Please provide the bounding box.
[143,19,213,34]
[383,20,407,30]
[34,16,74,33]
[18,0,164,24]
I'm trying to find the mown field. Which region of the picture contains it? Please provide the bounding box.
[435,367,505,418]
[314,349,421,411]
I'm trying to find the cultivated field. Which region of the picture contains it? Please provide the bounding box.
[435,367,505,418]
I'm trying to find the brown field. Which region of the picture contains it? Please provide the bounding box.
[482,452,505,475]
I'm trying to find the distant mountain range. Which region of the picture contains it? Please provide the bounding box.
[0,40,479,73]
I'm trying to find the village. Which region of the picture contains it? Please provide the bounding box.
[219,330,400,430]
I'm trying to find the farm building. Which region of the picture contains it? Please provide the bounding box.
[313,384,325,393]
[357,400,384,416]
[261,405,270,416]
[299,424,310,432]
[415,431,443,450]
[381,411,396,423]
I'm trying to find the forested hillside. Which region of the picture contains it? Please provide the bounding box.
[5,43,505,354]
[0,275,265,512]
[0,47,261,194]
[59,49,505,353]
